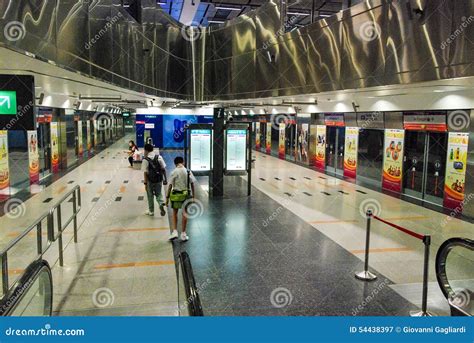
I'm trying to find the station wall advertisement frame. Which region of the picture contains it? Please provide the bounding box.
[278,123,285,159]
[0,130,10,193]
[28,130,39,184]
[77,120,83,156]
[315,125,326,170]
[225,128,248,172]
[343,127,359,179]
[443,132,469,210]
[266,123,272,154]
[255,123,261,150]
[51,122,60,173]
[382,129,404,192]
[189,128,212,173]
[87,121,92,151]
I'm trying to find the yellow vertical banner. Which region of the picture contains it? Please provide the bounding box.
[266,123,272,154]
[0,130,10,192]
[78,120,83,156]
[315,125,326,170]
[382,129,404,192]
[278,123,285,159]
[443,132,469,211]
[87,120,92,151]
[255,123,260,150]
[343,127,359,179]
[94,120,98,146]
[27,130,39,184]
[51,122,60,173]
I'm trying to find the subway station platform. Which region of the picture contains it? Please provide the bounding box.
[1,140,471,316]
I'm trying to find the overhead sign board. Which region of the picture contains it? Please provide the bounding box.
[190,129,212,172]
[0,91,17,115]
[0,75,35,130]
[226,129,247,171]
[325,113,345,127]
[403,112,447,132]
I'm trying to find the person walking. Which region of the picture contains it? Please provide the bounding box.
[126,140,139,167]
[165,156,196,242]
[142,144,167,217]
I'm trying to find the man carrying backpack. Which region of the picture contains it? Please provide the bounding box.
[142,144,167,217]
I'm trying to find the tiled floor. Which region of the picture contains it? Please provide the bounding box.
[243,152,473,314]
[0,136,180,316]
[177,175,418,316]
[1,145,471,317]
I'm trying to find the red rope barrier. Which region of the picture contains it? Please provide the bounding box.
[372,215,425,241]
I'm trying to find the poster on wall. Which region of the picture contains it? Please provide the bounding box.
[163,115,198,148]
[77,120,83,156]
[343,127,359,179]
[0,130,10,193]
[443,132,469,211]
[296,124,309,163]
[226,129,247,171]
[27,130,39,184]
[51,122,60,173]
[278,123,285,159]
[309,125,317,166]
[266,123,272,154]
[315,125,326,170]
[94,120,99,146]
[190,129,212,172]
[86,121,92,151]
[255,124,261,150]
[382,129,404,192]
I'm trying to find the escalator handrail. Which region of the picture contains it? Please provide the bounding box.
[435,237,474,300]
[0,259,53,316]
[179,252,204,316]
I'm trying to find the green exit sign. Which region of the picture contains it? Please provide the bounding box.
[0,91,17,115]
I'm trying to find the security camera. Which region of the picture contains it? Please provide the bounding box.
[228,115,234,122]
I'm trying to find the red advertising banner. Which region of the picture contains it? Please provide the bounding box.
[403,112,447,132]
[382,129,404,192]
[443,132,468,211]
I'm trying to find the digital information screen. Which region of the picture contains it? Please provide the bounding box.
[190,129,212,172]
[226,129,247,171]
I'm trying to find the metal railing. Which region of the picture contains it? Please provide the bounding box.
[0,259,53,316]
[0,185,81,296]
[178,252,204,316]
[435,237,473,316]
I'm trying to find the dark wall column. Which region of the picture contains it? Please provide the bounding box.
[211,108,226,197]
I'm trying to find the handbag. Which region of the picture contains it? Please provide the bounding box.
[170,189,188,202]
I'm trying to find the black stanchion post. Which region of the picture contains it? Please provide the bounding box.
[355,209,377,281]
[184,127,188,168]
[212,108,225,197]
[247,123,252,196]
[411,235,434,316]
